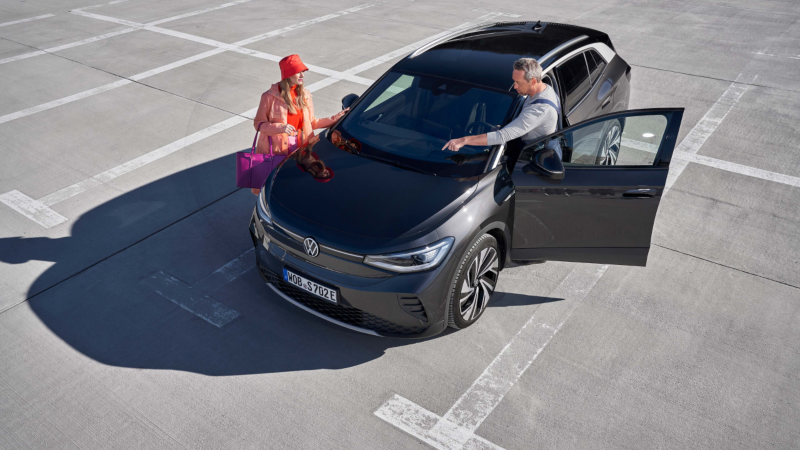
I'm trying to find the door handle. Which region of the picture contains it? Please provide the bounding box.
[601,98,611,109]
[623,188,657,198]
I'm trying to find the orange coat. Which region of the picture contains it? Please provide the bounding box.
[253,83,337,155]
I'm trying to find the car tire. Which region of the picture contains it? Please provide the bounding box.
[595,119,623,165]
[447,233,500,330]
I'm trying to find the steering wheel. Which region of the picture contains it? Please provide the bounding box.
[465,121,498,135]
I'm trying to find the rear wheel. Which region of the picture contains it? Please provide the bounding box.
[596,119,622,165]
[447,234,500,329]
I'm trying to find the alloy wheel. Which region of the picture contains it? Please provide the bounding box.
[599,123,621,165]
[459,247,499,321]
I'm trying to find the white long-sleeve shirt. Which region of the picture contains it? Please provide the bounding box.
[486,85,560,148]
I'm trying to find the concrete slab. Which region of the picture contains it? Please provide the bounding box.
[0,12,125,50]
[0,38,39,61]
[141,51,323,115]
[1,0,800,448]
[243,15,424,72]
[697,85,800,177]
[55,28,212,78]
[159,0,356,44]
[478,247,800,449]
[0,81,231,199]
[92,0,254,24]
[0,53,120,116]
[654,162,800,287]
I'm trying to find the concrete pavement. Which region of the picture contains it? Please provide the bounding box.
[1,0,799,448]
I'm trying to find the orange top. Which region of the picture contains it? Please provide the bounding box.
[284,86,304,134]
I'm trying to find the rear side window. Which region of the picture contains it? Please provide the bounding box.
[558,54,591,113]
[586,50,607,84]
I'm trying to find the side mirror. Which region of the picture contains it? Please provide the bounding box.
[342,93,359,110]
[523,148,564,179]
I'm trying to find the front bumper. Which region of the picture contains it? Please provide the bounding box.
[249,209,450,338]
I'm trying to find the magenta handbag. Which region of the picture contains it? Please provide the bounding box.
[236,123,294,189]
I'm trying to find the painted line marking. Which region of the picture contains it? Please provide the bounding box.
[674,152,800,188]
[39,114,249,206]
[0,4,374,126]
[139,248,254,327]
[0,14,54,28]
[70,10,376,86]
[0,190,68,229]
[472,8,521,18]
[73,0,132,12]
[0,0,252,65]
[665,73,755,191]
[376,264,609,449]
[375,395,503,450]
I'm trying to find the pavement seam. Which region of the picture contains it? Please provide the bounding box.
[0,188,243,315]
[630,63,800,95]
[652,243,800,291]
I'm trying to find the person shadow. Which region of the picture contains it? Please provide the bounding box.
[0,154,561,376]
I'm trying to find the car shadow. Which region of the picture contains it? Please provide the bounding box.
[1,155,559,376]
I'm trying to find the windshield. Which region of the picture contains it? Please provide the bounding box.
[335,71,516,178]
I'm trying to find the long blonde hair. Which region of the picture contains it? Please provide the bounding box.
[279,78,307,115]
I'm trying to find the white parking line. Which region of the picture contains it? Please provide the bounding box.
[140,248,254,327]
[71,11,375,86]
[665,73,755,191]
[38,114,250,207]
[0,190,68,228]
[375,265,609,449]
[0,4,374,127]
[0,14,54,28]
[0,0,252,65]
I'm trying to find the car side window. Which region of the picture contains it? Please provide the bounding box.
[585,50,607,85]
[519,113,669,167]
[558,53,591,113]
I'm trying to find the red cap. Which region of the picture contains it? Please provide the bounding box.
[279,54,309,80]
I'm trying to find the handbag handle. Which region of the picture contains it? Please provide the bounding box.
[252,122,274,157]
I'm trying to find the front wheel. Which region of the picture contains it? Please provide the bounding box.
[447,234,500,329]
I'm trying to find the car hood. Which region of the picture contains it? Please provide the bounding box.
[268,135,478,244]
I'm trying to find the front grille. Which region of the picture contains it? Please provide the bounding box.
[259,266,426,335]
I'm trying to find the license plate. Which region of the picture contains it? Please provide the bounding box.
[283,268,338,303]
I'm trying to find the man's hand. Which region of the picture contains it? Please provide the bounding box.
[442,137,466,152]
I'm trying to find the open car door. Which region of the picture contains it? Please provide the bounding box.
[509,108,683,266]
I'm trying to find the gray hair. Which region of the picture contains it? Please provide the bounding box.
[513,58,542,82]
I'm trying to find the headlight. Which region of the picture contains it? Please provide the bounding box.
[364,237,454,273]
[257,187,272,225]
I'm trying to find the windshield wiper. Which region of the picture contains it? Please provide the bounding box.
[357,152,436,176]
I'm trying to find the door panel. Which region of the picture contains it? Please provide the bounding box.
[510,108,683,266]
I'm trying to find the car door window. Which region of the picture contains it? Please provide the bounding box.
[585,50,607,85]
[520,113,669,166]
[558,53,591,113]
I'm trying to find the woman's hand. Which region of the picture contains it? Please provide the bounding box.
[331,108,349,122]
[279,123,296,135]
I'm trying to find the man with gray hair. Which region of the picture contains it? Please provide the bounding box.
[442,58,562,156]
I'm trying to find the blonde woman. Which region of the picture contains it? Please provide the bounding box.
[251,54,348,194]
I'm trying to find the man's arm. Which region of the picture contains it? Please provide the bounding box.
[442,133,488,151]
[443,103,550,152]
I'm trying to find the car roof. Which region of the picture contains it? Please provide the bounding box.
[394,22,609,92]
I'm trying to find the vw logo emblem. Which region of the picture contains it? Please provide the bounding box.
[303,237,319,257]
